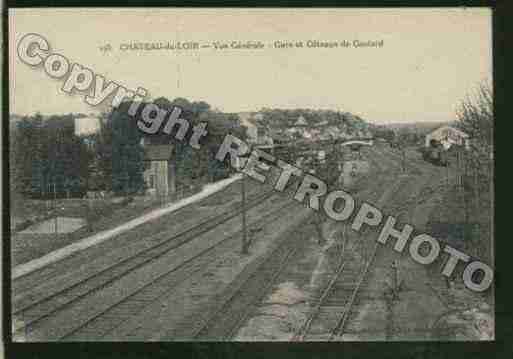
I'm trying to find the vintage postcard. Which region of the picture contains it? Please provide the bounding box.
[7,8,493,342]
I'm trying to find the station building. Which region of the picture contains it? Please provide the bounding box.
[425,125,470,150]
[142,145,176,196]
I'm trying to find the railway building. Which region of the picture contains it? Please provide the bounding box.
[142,144,177,196]
[425,125,470,150]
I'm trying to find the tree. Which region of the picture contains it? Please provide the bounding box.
[103,96,249,193]
[199,111,246,181]
[42,114,90,197]
[12,113,93,198]
[109,103,145,194]
[14,114,43,195]
[456,82,493,156]
[455,81,493,261]
[86,113,114,191]
[29,114,45,196]
[149,97,246,182]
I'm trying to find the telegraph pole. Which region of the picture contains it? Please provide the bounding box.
[53,130,63,237]
[241,170,248,254]
[470,150,480,258]
[446,152,450,186]
[239,151,251,255]
[457,148,468,246]
[489,146,494,268]
[53,181,58,236]
[401,147,406,173]
[88,196,94,232]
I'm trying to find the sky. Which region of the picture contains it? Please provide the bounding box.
[9,8,492,124]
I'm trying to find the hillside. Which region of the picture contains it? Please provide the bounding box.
[239,109,372,142]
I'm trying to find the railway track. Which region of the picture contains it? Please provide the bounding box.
[13,187,282,340]
[290,225,381,341]
[363,146,402,172]
[13,144,438,341]
[290,168,408,341]
[184,147,430,342]
[289,147,445,341]
[187,150,402,341]
[191,230,303,340]
[67,198,300,341]
[379,146,440,176]
[335,157,448,341]
[12,177,268,294]
[185,147,439,342]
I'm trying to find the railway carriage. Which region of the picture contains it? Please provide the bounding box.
[422,140,449,166]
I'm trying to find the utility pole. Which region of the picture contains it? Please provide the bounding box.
[471,152,480,257]
[458,148,470,249]
[65,178,70,200]
[241,170,248,254]
[456,149,462,189]
[239,151,251,255]
[391,260,400,298]
[45,181,50,212]
[401,147,406,173]
[446,152,450,186]
[53,181,58,236]
[489,144,494,266]
[87,196,94,232]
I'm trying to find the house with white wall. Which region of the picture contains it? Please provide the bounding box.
[425,125,470,150]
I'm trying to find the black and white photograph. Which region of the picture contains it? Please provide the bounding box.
[6,7,494,343]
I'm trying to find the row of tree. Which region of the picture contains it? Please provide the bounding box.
[455,82,494,262]
[10,97,247,198]
[11,114,92,198]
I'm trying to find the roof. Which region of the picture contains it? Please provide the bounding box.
[426,125,469,150]
[295,115,308,126]
[143,145,174,161]
[427,125,469,139]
